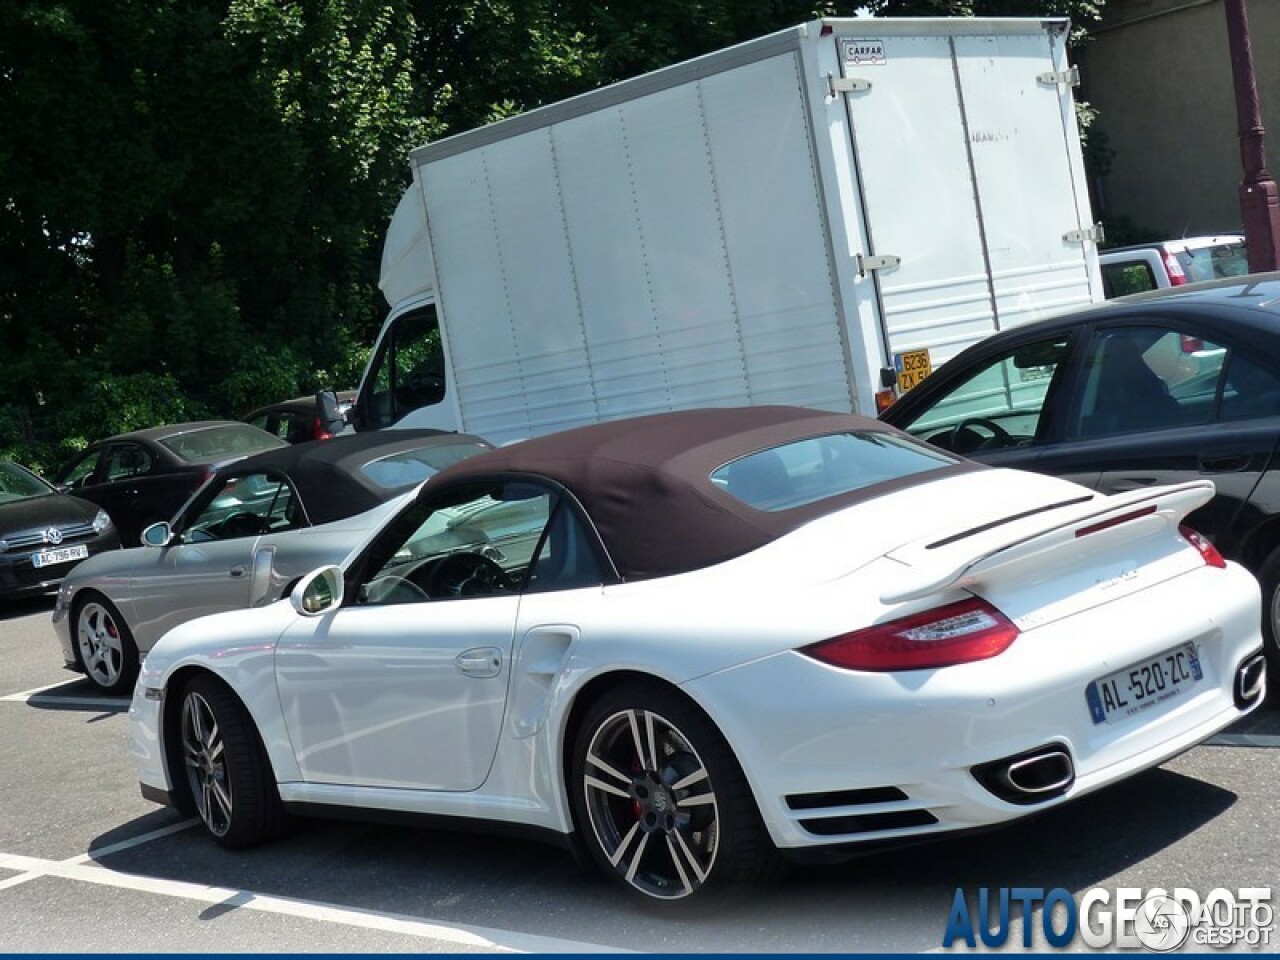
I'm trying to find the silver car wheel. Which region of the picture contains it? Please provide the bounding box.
[181,688,233,838]
[581,707,720,900]
[75,599,134,693]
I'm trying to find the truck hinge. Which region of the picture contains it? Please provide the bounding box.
[857,253,901,277]
[1063,222,1105,245]
[1037,66,1080,88]
[826,74,871,98]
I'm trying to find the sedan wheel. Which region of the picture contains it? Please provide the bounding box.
[571,684,776,902]
[74,596,138,695]
[179,675,288,848]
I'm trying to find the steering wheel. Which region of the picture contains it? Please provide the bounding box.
[425,552,514,598]
[363,574,431,604]
[946,417,1012,454]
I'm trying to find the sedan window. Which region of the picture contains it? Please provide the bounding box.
[58,451,100,489]
[1219,354,1280,422]
[104,444,152,481]
[1074,327,1224,439]
[895,336,1070,455]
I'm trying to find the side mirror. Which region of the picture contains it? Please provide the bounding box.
[315,390,348,437]
[291,565,345,616]
[141,521,173,547]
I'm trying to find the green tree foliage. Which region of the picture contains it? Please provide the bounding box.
[0,0,1103,472]
[0,0,427,468]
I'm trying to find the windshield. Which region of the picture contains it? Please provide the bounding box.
[0,461,55,503]
[157,424,287,463]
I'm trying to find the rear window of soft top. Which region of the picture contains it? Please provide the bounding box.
[712,431,956,511]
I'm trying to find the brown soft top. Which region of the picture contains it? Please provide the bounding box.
[429,406,975,581]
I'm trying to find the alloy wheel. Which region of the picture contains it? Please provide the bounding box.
[76,601,124,689]
[181,689,233,837]
[581,707,719,900]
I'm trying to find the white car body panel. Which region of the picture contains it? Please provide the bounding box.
[130,464,1264,855]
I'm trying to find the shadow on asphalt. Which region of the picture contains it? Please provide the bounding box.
[85,764,1239,951]
[0,596,55,622]
[21,675,129,712]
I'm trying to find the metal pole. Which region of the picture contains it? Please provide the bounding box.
[1224,0,1280,271]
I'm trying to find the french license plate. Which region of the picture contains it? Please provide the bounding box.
[1086,642,1202,725]
[31,544,89,569]
[894,348,933,393]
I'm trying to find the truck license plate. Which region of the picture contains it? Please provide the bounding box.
[894,349,932,393]
[31,544,89,569]
[1086,642,1202,725]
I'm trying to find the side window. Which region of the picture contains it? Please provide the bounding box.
[104,444,152,481]
[182,473,300,542]
[59,451,101,488]
[1101,261,1158,298]
[1074,327,1224,439]
[358,482,553,604]
[1220,353,1280,423]
[364,305,445,430]
[898,336,1070,454]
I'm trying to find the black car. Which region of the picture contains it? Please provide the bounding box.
[51,421,287,547]
[881,274,1280,678]
[0,460,120,600]
[243,391,356,444]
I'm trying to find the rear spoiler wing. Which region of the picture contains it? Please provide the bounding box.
[880,480,1215,604]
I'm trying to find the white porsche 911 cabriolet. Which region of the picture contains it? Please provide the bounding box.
[129,406,1267,904]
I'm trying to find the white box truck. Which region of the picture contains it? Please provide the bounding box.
[354,16,1102,444]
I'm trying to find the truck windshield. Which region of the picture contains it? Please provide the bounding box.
[359,305,445,430]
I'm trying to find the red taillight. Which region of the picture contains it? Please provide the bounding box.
[874,388,897,414]
[800,596,1019,672]
[1179,524,1226,569]
[1179,334,1204,353]
[313,415,332,441]
[1164,252,1187,286]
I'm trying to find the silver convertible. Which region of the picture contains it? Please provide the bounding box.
[52,429,491,693]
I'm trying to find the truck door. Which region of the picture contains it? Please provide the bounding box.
[834,27,1096,389]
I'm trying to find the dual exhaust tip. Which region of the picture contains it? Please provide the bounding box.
[1234,652,1267,709]
[975,651,1268,806]
[973,745,1075,806]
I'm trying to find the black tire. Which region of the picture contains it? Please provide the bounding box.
[1258,549,1280,691]
[178,674,289,849]
[73,593,139,695]
[568,682,777,903]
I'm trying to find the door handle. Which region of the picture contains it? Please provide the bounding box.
[229,565,248,578]
[1198,455,1249,473]
[456,647,502,678]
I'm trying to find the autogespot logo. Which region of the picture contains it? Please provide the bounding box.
[942,886,1275,951]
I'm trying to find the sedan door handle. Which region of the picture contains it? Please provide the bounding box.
[1199,454,1250,473]
[229,565,248,578]
[1104,477,1158,492]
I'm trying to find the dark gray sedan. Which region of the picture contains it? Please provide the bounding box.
[52,429,491,692]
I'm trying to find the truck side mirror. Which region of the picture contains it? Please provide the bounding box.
[315,390,348,437]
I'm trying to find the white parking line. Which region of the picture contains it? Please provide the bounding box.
[0,838,624,953]
[0,677,126,711]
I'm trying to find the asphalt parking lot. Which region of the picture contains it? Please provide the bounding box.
[3,595,1279,953]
